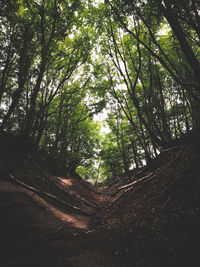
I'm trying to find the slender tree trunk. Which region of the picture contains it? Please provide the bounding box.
[161,0,200,91]
[0,79,26,131]
[155,65,172,145]
[22,59,46,138]
[130,138,140,169]
[0,41,12,103]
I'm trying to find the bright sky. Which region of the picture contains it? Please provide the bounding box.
[93,109,111,135]
[91,0,104,6]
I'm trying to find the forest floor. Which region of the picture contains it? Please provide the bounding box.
[0,128,200,267]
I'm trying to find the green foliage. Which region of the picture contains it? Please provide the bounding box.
[0,0,199,183]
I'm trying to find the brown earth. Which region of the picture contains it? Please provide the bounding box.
[0,129,200,267]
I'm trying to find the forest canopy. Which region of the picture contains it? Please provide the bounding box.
[0,0,200,184]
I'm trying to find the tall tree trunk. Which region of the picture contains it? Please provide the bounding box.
[160,0,200,91]
[0,41,12,103]
[22,59,46,138]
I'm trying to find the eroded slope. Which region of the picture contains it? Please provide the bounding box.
[0,129,200,267]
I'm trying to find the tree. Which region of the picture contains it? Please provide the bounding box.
[0,0,199,182]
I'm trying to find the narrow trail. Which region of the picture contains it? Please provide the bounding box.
[0,129,200,266]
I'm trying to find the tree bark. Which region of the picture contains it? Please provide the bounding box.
[161,0,200,91]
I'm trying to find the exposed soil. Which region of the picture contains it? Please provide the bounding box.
[0,129,200,266]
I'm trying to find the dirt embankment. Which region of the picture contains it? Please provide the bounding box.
[0,129,200,267]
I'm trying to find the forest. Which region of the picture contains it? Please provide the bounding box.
[0,0,200,184]
[0,1,200,266]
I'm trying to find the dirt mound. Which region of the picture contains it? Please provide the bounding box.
[0,129,200,266]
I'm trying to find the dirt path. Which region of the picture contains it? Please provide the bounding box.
[0,129,200,266]
[0,179,90,229]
